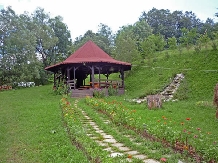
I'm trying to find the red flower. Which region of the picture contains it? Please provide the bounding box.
[127,154,132,158]
[197,128,201,131]
[186,118,191,121]
[160,157,167,162]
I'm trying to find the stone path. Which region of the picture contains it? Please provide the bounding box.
[130,73,185,103]
[74,100,160,163]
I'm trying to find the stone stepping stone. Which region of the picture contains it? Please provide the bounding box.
[92,126,100,130]
[102,135,114,139]
[117,146,131,151]
[111,143,124,147]
[100,133,109,136]
[133,154,147,160]
[143,159,160,163]
[125,135,131,138]
[125,150,139,155]
[84,115,89,118]
[110,152,123,157]
[103,147,113,152]
[103,120,110,124]
[95,130,104,133]
[129,138,135,141]
[103,138,117,143]
[88,122,96,125]
[90,136,98,140]
[135,142,142,145]
[95,140,107,147]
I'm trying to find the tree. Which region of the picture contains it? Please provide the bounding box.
[132,20,152,42]
[179,28,198,50]
[197,30,210,50]
[199,18,215,39]
[114,25,141,63]
[32,7,58,67]
[0,7,41,85]
[48,16,72,63]
[168,36,177,49]
[139,8,174,39]
[140,34,166,64]
[140,37,155,60]
[139,8,202,40]
[0,6,71,85]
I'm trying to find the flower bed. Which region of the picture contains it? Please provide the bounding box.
[85,96,218,162]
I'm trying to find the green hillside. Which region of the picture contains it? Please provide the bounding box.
[125,48,218,101]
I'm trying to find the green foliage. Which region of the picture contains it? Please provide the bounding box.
[173,78,189,100]
[168,36,177,49]
[74,24,114,56]
[93,88,105,98]
[53,81,69,95]
[198,31,210,49]
[108,85,118,96]
[180,28,198,50]
[0,7,72,85]
[114,25,142,62]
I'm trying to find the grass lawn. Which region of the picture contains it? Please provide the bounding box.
[0,85,88,163]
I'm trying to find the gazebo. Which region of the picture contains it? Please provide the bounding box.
[45,40,131,97]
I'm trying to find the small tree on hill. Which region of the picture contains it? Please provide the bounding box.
[168,36,177,50]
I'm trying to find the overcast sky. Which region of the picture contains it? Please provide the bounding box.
[0,0,218,41]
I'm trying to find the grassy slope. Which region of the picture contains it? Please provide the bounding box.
[0,86,88,163]
[125,48,218,100]
[104,48,218,161]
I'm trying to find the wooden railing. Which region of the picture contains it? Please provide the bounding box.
[66,79,123,90]
[93,79,123,88]
[66,79,77,90]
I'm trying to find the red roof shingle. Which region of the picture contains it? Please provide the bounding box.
[45,40,131,71]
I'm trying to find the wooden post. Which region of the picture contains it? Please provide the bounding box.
[120,69,124,88]
[96,66,101,87]
[53,72,57,89]
[67,68,70,81]
[73,67,76,90]
[91,66,94,88]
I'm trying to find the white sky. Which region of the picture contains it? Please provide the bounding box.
[0,0,218,41]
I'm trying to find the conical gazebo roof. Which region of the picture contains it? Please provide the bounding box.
[45,40,131,72]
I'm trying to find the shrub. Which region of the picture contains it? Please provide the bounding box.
[93,88,105,98]
[108,84,118,96]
